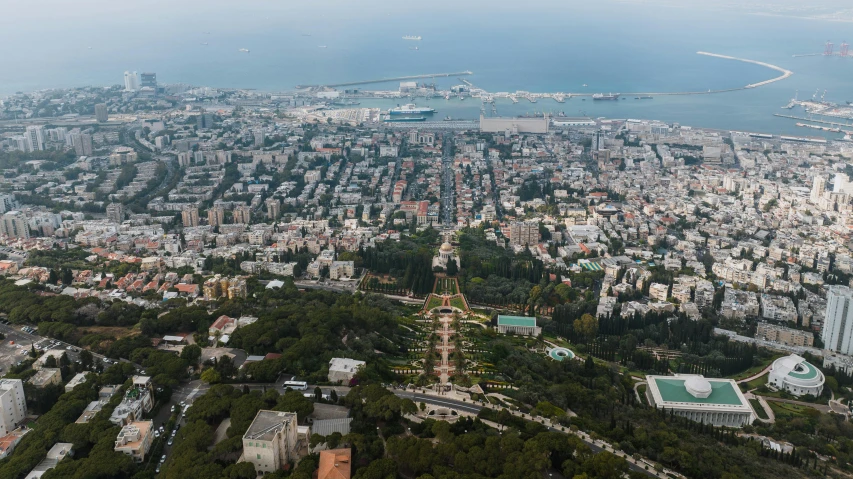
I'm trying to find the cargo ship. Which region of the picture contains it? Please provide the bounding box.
[593,93,620,101]
[389,104,435,115]
[383,115,426,122]
[402,35,422,40]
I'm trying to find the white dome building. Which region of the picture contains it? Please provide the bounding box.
[439,242,453,262]
[769,354,824,398]
[645,374,755,427]
[433,242,459,270]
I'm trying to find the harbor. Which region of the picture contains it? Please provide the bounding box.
[300,52,794,108]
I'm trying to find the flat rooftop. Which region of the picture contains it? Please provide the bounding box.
[497,315,537,327]
[651,377,743,405]
[243,410,296,442]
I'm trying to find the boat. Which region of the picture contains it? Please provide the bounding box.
[238,48,250,53]
[402,35,422,40]
[409,46,419,50]
[459,95,465,101]
[201,42,209,46]
[302,34,312,37]
[444,94,450,100]
[383,115,426,122]
[635,96,653,100]
[444,116,453,121]
[592,93,620,101]
[582,84,588,87]
[318,45,327,48]
[389,104,435,115]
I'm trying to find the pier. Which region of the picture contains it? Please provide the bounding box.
[696,52,793,89]
[774,114,853,128]
[297,71,474,89]
[307,52,794,107]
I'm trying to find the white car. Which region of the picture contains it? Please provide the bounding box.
[160,454,167,463]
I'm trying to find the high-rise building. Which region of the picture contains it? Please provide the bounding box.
[508,221,539,247]
[823,286,853,355]
[0,195,16,214]
[71,133,94,156]
[197,113,215,130]
[140,73,157,90]
[95,103,108,122]
[265,198,280,220]
[207,206,225,227]
[0,379,26,437]
[0,212,30,239]
[10,136,27,152]
[233,205,251,224]
[124,71,140,91]
[181,206,200,228]
[25,125,45,152]
[254,130,266,147]
[106,203,125,223]
[811,175,827,203]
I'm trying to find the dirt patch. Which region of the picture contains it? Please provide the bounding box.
[78,326,140,339]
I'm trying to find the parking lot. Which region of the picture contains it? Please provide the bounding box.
[0,323,116,372]
[0,322,37,372]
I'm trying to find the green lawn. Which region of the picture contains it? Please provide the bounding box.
[728,354,783,381]
[425,295,443,311]
[742,374,768,392]
[767,401,817,419]
[450,296,467,311]
[749,398,769,420]
[637,385,649,406]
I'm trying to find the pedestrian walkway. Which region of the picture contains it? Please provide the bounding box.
[736,364,772,384]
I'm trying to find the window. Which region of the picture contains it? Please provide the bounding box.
[256,453,261,459]
[262,443,265,448]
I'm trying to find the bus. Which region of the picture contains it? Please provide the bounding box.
[283,380,308,391]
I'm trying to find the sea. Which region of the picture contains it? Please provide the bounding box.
[1,0,852,137]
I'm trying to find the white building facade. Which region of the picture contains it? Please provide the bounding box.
[645,375,755,428]
[768,354,825,397]
[0,380,26,437]
[823,286,853,355]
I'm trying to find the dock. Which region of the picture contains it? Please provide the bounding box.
[774,114,852,128]
[297,71,473,89]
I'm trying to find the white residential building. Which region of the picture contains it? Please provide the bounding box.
[114,421,153,463]
[242,410,299,474]
[823,286,853,356]
[328,358,365,384]
[0,380,26,437]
